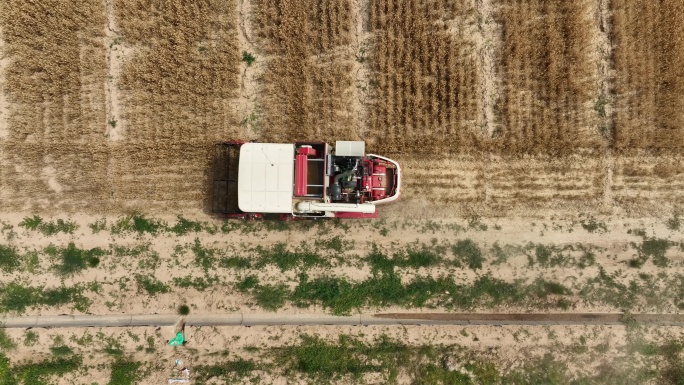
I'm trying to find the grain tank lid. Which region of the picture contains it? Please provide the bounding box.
[335,141,365,157]
[238,143,294,213]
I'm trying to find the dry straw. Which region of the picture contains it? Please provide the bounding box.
[613,0,684,153]
[368,0,479,154]
[492,0,600,155]
[0,0,241,212]
[251,0,355,143]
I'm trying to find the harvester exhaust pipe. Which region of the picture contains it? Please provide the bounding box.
[296,201,376,214]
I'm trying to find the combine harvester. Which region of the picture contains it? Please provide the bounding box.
[212,141,400,219]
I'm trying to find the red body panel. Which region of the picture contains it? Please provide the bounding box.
[334,210,379,219]
[372,188,386,199]
[295,154,308,197]
[298,146,317,157]
[361,175,371,191]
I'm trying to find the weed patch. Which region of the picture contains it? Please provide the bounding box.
[0,283,90,313]
[289,271,565,314]
[49,345,74,357]
[168,215,216,235]
[253,284,288,311]
[274,335,498,384]
[242,51,256,66]
[256,243,327,271]
[282,335,375,380]
[195,358,258,382]
[237,275,259,292]
[292,274,363,314]
[13,355,81,385]
[666,212,682,231]
[111,214,163,235]
[366,248,395,273]
[366,246,442,274]
[19,215,78,235]
[0,245,20,273]
[489,243,510,265]
[108,361,141,385]
[23,330,38,347]
[191,238,217,272]
[46,242,105,276]
[0,329,16,351]
[314,235,353,253]
[263,220,290,232]
[134,274,170,296]
[235,275,287,310]
[401,248,442,269]
[18,215,42,230]
[112,244,151,257]
[636,237,671,267]
[580,216,608,233]
[221,220,261,235]
[0,222,15,241]
[580,267,639,309]
[88,218,107,233]
[172,275,219,291]
[452,239,484,269]
[219,256,251,269]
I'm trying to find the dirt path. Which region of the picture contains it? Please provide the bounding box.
[0,25,8,140]
[475,0,502,137]
[104,0,126,141]
[349,0,372,141]
[3,312,684,328]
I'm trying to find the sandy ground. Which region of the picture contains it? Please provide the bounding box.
[0,213,683,316]
[1,211,683,381]
[2,322,683,383]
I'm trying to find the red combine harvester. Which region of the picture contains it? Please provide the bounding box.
[211,141,401,219]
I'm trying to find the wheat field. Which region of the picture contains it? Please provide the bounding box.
[366,0,480,154]
[492,0,603,155]
[612,0,684,152]
[0,0,240,212]
[0,0,108,211]
[251,0,358,143]
[0,0,682,214]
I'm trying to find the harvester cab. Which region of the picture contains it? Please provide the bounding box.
[212,141,400,219]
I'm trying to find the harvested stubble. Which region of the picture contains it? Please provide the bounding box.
[396,155,485,206]
[252,0,357,143]
[492,0,601,155]
[612,0,684,152]
[107,141,215,212]
[613,156,684,210]
[1,142,110,212]
[367,0,480,154]
[486,154,604,210]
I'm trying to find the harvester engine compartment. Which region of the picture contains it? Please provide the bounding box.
[328,156,395,204]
